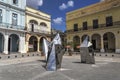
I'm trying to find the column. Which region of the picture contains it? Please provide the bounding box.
[26,41,29,53]
[3,34,8,54]
[26,34,30,53]
[89,35,92,42]
[100,37,104,52]
[115,34,120,53]
[18,37,22,53]
[80,36,82,44]
[79,36,81,44]
[19,35,26,53]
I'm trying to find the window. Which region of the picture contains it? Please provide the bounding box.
[31,24,34,32]
[0,9,2,23]
[73,24,78,31]
[12,13,17,26]
[29,20,38,32]
[106,16,113,27]
[83,22,87,30]
[40,22,47,27]
[13,0,18,4]
[93,19,98,29]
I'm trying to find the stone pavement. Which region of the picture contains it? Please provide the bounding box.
[0,55,120,80]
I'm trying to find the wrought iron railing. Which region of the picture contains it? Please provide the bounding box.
[67,21,120,33]
[28,28,51,34]
[27,25,51,34]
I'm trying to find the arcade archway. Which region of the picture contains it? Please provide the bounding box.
[92,34,101,52]
[0,33,4,53]
[103,32,115,52]
[73,36,80,52]
[29,36,38,52]
[8,34,19,53]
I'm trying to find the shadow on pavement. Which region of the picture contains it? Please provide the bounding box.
[37,60,46,63]
[72,61,81,64]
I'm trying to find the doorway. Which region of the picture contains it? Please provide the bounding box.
[92,40,96,50]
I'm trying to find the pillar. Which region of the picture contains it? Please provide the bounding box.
[26,41,29,52]
[19,36,26,53]
[19,37,22,53]
[115,34,120,53]
[89,35,92,42]
[3,34,8,54]
[100,37,104,52]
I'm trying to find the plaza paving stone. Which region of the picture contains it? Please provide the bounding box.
[0,55,120,80]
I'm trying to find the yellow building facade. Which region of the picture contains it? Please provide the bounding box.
[25,7,51,53]
[66,0,120,53]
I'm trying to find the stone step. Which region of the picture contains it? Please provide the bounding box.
[0,52,41,60]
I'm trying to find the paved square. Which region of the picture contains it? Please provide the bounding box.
[0,55,120,80]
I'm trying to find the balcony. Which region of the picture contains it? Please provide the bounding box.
[0,22,25,31]
[26,25,51,34]
[67,21,120,33]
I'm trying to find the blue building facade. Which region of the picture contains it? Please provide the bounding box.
[0,0,26,54]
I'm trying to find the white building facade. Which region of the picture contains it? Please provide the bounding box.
[0,0,26,54]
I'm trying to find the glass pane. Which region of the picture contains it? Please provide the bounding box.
[0,9,2,23]
[106,16,113,26]
[93,19,98,29]
[74,24,78,31]
[13,0,18,4]
[83,22,87,30]
[12,13,17,26]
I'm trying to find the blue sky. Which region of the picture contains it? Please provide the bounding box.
[27,0,103,32]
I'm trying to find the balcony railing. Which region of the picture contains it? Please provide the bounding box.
[27,25,51,34]
[0,22,25,31]
[67,21,120,33]
[28,28,51,34]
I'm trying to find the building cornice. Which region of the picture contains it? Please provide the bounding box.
[66,6,120,22]
[26,11,51,22]
[66,0,120,21]
[26,6,51,16]
[0,27,26,33]
[26,7,51,22]
[26,31,51,37]
[0,1,25,12]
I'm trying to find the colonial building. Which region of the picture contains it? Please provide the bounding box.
[66,0,120,53]
[0,0,26,54]
[25,7,51,53]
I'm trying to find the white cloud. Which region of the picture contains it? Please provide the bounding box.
[59,0,74,10]
[53,17,63,24]
[26,0,43,9]
[100,0,105,2]
[38,0,43,6]
[59,3,67,10]
[67,0,74,7]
